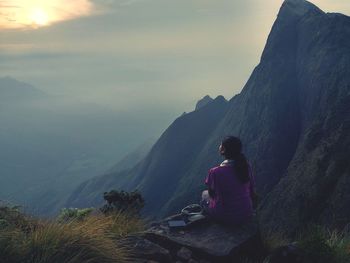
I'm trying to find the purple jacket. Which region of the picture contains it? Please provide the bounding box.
[205,160,255,225]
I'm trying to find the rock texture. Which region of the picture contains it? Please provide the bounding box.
[126,215,261,263]
[123,235,172,262]
[258,0,350,235]
[68,0,350,235]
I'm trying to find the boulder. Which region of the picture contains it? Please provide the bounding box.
[122,234,172,262]
[176,247,192,261]
[142,215,261,262]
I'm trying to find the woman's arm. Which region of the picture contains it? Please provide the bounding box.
[205,168,216,198]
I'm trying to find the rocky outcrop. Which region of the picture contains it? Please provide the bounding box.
[126,215,261,263]
[123,235,172,262]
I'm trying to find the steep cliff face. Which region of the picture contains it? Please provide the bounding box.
[68,0,350,233]
[259,0,350,234]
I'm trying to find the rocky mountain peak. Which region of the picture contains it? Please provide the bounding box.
[195,95,213,110]
[280,0,324,17]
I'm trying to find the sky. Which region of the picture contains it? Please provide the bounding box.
[1,0,350,113]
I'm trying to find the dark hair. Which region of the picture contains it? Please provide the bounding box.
[221,136,250,183]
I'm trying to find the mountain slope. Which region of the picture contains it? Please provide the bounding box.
[0,76,47,103]
[107,138,155,174]
[66,96,229,210]
[68,0,350,233]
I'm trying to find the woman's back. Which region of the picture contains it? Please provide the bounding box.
[205,162,255,225]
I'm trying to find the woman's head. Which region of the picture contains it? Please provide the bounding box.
[219,136,242,160]
[219,136,250,183]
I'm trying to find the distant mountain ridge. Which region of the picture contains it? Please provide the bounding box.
[0,76,46,101]
[0,77,166,216]
[67,0,350,234]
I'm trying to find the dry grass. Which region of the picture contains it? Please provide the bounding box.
[107,212,144,238]
[310,227,350,263]
[0,212,144,263]
[260,226,350,263]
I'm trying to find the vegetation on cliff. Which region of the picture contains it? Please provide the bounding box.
[0,194,144,263]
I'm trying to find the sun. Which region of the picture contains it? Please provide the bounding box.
[29,7,50,26]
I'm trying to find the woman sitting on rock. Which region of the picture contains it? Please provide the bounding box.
[201,136,257,225]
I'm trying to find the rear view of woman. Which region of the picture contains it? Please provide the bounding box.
[202,136,257,225]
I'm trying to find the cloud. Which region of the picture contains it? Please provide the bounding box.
[1,0,349,112]
[119,0,145,6]
[0,0,95,29]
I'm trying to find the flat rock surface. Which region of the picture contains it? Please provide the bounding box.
[144,215,258,257]
[122,234,171,262]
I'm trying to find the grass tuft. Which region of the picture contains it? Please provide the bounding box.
[0,207,143,263]
[297,225,350,263]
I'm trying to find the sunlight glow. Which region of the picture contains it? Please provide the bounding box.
[0,0,94,30]
[29,7,49,26]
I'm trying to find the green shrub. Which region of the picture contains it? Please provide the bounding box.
[0,218,10,229]
[57,207,94,222]
[0,204,35,232]
[101,190,144,215]
[325,229,350,263]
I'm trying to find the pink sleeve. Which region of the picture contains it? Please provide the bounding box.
[205,168,215,190]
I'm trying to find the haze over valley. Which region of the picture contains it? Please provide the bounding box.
[1,0,349,223]
[0,76,160,214]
